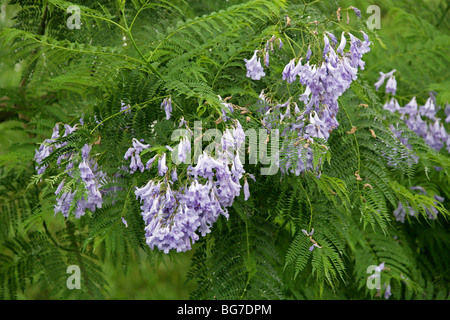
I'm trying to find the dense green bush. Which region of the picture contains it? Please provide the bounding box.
[0,0,449,300]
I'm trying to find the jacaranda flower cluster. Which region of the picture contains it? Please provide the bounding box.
[248,31,371,176]
[129,120,250,253]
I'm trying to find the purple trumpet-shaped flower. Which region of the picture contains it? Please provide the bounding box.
[305,112,330,140]
[171,169,178,182]
[301,229,321,251]
[419,97,437,120]
[158,153,168,176]
[124,138,151,173]
[305,46,312,61]
[424,203,439,220]
[445,104,450,123]
[393,202,407,223]
[282,59,297,83]
[218,95,234,121]
[63,124,78,137]
[405,112,428,137]
[231,153,244,180]
[177,136,191,164]
[423,119,448,151]
[410,186,427,194]
[120,100,132,114]
[190,152,220,181]
[298,86,311,104]
[280,103,291,122]
[244,50,265,80]
[54,157,105,219]
[81,144,92,160]
[36,126,110,220]
[336,32,346,55]
[348,32,371,69]
[54,191,76,218]
[393,201,417,223]
[145,155,156,170]
[385,75,397,95]
[383,98,401,113]
[161,97,173,120]
[326,32,338,46]
[399,97,418,117]
[384,284,392,300]
[350,6,361,18]
[34,123,61,175]
[221,129,235,153]
[323,33,330,57]
[55,180,65,195]
[243,178,250,201]
[232,120,246,150]
[368,262,385,280]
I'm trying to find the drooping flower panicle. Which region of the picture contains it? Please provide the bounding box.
[131,120,249,254]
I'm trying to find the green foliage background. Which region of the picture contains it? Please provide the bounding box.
[0,0,449,299]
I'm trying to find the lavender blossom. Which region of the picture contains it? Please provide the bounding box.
[350,6,361,18]
[383,98,400,113]
[161,97,173,120]
[384,284,392,300]
[305,112,330,140]
[348,32,371,70]
[273,31,371,177]
[34,124,61,175]
[244,50,265,80]
[243,179,250,201]
[336,32,346,55]
[120,101,132,114]
[282,59,297,83]
[171,169,178,182]
[419,97,437,120]
[54,191,76,217]
[302,229,314,237]
[219,95,234,121]
[62,124,77,137]
[81,144,92,160]
[323,33,330,57]
[134,120,250,254]
[326,32,338,46]
[177,136,191,164]
[305,46,312,61]
[445,104,450,123]
[145,155,157,170]
[124,138,151,173]
[158,153,168,176]
[399,97,418,117]
[385,75,397,95]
